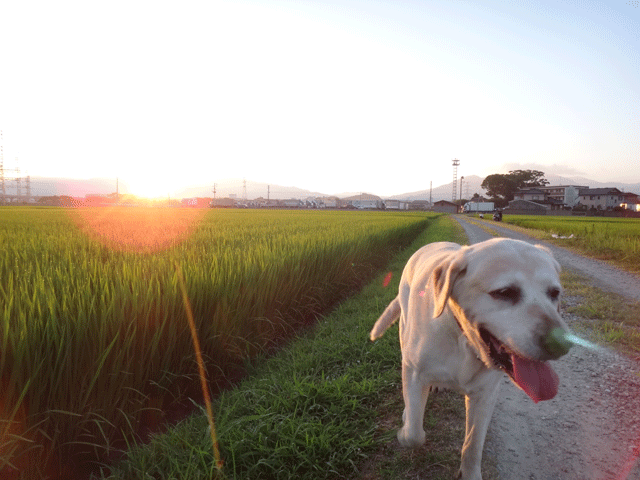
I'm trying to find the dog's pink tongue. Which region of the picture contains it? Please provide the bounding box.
[512,355,559,403]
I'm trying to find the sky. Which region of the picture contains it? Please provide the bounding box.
[0,0,638,198]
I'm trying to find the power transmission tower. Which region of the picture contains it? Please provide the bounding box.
[0,133,31,204]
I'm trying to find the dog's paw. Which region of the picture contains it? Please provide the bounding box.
[457,466,482,480]
[397,426,426,447]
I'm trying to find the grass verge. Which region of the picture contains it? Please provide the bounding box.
[100,215,489,480]
[467,214,640,273]
[562,271,640,355]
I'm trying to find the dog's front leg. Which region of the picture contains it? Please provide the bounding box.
[458,375,501,480]
[397,363,430,447]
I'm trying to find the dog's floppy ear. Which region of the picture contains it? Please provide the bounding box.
[535,244,561,273]
[431,252,467,318]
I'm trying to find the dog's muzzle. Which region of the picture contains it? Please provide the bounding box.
[479,326,560,403]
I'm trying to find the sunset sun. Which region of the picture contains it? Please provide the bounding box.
[127,175,175,199]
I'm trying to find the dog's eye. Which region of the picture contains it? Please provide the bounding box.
[490,286,521,303]
[547,287,561,301]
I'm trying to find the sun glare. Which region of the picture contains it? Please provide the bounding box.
[127,176,174,199]
[71,207,207,253]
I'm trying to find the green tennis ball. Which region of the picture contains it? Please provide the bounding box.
[544,328,573,358]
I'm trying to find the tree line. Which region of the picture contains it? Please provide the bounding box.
[480,169,549,208]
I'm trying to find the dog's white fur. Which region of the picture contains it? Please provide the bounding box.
[370,238,569,480]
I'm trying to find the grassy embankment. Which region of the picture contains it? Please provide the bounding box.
[500,215,640,272]
[466,214,640,355]
[1,207,431,478]
[101,214,489,480]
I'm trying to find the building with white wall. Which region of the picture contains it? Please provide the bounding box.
[578,188,624,210]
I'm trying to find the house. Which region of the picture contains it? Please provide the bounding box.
[432,200,459,214]
[210,197,237,208]
[514,185,585,208]
[252,197,280,208]
[409,200,431,211]
[621,192,640,212]
[538,185,586,207]
[578,188,624,210]
[342,193,383,209]
[182,197,213,208]
[513,188,546,202]
[282,198,303,208]
[384,199,409,210]
[321,196,341,208]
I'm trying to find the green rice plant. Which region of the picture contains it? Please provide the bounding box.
[102,214,470,480]
[0,207,434,477]
[501,215,640,271]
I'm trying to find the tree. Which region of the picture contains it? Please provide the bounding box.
[481,169,549,206]
[508,169,549,188]
[481,174,517,203]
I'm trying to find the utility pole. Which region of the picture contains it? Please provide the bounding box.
[15,159,21,199]
[452,158,460,202]
[429,181,432,206]
[213,183,217,199]
[267,185,270,201]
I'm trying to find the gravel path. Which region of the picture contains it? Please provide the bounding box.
[454,217,640,480]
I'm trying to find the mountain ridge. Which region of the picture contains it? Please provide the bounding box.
[12,174,640,201]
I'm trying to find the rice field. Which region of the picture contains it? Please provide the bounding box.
[0,206,432,478]
[501,215,640,271]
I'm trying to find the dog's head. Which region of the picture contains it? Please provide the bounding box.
[429,238,569,402]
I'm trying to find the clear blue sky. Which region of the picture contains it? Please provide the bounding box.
[0,0,638,197]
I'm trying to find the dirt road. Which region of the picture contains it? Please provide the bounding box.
[455,217,640,480]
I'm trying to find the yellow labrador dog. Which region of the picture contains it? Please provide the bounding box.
[370,238,571,480]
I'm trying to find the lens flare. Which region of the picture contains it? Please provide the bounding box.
[556,330,603,352]
[175,262,223,470]
[70,206,207,253]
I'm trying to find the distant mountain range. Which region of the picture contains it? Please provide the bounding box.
[388,173,640,202]
[13,174,640,201]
